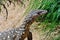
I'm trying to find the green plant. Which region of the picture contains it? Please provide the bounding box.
[36,0,60,30]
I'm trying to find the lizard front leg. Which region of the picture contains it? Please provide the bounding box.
[27,31,32,40]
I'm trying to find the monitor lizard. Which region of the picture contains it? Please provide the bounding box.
[0,10,47,40]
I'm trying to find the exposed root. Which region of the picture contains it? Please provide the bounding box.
[0,3,8,20]
[8,0,15,6]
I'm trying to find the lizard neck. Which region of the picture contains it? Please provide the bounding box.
[20,12,39,30]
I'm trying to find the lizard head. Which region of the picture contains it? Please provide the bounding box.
[30,10,47,17]
[36,10,47,15]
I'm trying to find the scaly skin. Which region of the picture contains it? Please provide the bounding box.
[0,10,47,40]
